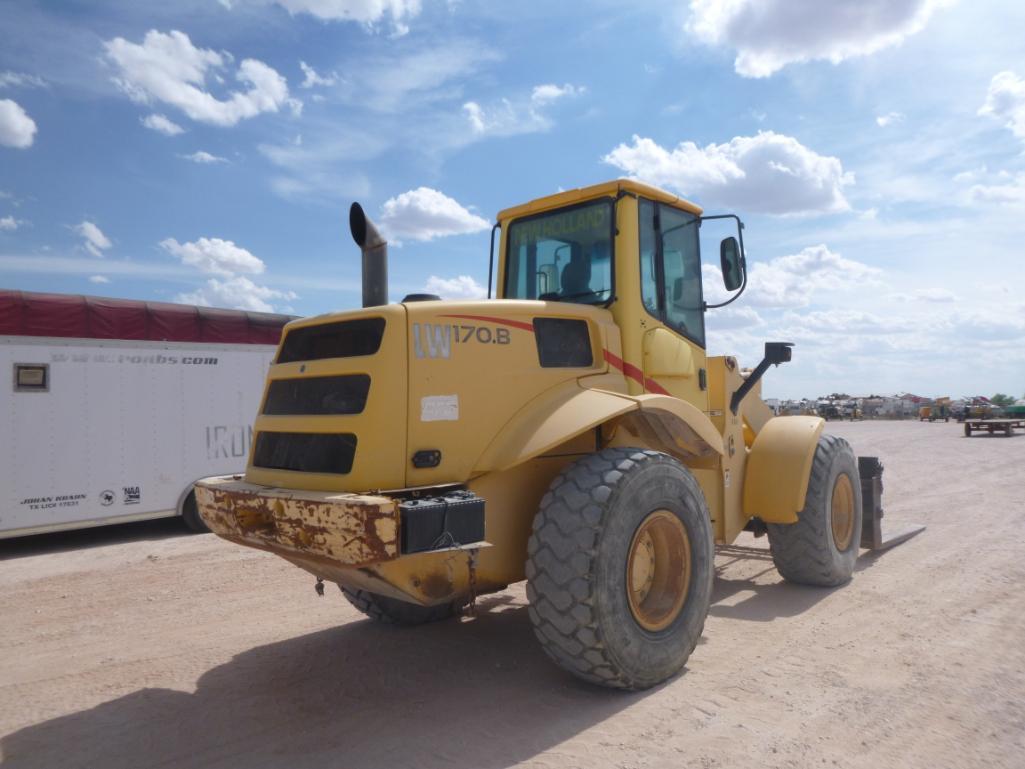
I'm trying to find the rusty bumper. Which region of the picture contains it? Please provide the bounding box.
[194,476,399,567]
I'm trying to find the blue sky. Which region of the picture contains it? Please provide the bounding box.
[1,0,1023,399]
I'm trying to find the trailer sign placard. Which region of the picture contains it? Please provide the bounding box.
[19,493,86,511]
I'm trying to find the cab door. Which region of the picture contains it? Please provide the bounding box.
[638,198,709,412]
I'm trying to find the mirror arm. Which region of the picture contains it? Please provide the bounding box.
[702,214,747,310]
[730,342,793,415]
[703,260,746,310]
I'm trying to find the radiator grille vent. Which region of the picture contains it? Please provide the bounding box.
[263,375,370,415]
[253,432,357,474]
[277,317,385,363]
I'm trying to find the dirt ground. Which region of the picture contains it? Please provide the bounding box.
[1,420,1023,769]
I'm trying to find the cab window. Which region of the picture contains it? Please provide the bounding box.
[504,199,614,305]
[639,198,705,347]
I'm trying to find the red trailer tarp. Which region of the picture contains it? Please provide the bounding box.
[0,290,294,344]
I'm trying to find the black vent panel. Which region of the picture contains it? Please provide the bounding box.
[263,375,370,415]
[253,432,357,474]
[277,317,385,363]
[534,318,592,368]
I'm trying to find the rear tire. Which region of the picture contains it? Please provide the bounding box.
[525,448,714,690]
[181,490,210,533]
[339,586,462,625]
[767,434,862,587]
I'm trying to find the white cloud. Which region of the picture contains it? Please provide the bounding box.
[0,71,47,89]
[603,131,853,215]
[180,150,228,164]
[0,253,189,280]
[176,275,297,312]
[777,308,897,337]
[141,113,185,136]
[687,0,950,78]
[0,215,21,231]
[530,83,584,105]
[953,167,986,184]
[160,236,264,277]
[706,244,879,308]
[979,70,1025,141]
[705,305,764,330]
[0,99,37,149]
[914,287,955,303]
[876,112,904,127]
[352,41,499,113]
[463,82,584,137]
[424,275,487,300]
[275,0,422,35]
[965,170,1025,206]
[104,29,300,127]
[75,221,112,257]
[379,187,490,242]
[299,61,336,89]
[89,275,110,284]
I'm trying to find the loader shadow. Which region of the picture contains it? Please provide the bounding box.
[0,596,650,769]
[0,518,192,561]
[709,544,879,622]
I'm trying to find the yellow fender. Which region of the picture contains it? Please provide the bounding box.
[473,382,723,474]
[742,415,824,524]
[619,394,724,460]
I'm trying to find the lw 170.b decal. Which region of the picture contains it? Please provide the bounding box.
[413,323,511,359]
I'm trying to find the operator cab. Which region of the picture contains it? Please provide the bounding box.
[497,179,746,351]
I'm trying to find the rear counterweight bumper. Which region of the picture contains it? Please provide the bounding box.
[194,476,399,566]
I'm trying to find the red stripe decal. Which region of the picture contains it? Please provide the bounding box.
[603,349,671,396]
[439,314,535,332]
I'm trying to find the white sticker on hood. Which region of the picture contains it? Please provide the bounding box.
[421,394,459,422]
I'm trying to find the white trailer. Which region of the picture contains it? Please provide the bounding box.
[0,291,292,538]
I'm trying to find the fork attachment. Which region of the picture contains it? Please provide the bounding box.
[858,456,926,551]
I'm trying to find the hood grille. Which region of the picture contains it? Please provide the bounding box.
[253,432,357,475]
[263,374,370,415]
[277,317,385,363]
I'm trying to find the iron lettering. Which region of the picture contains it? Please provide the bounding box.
[206,425,254,460]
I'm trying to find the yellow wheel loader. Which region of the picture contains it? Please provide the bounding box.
[195,179,923,690]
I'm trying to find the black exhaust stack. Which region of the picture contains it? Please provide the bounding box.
[349,202,388,308]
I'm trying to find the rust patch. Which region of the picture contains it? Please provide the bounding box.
[194,477,400,568]
[418,572,455,600]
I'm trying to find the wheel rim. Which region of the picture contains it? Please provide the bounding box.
[626,510,691,632]
[830,473,855,551]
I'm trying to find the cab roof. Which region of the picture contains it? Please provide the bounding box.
[496,179,703,222]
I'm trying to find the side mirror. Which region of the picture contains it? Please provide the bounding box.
[720,236,743,291]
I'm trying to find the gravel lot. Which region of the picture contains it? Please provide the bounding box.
[2,420,1023,769]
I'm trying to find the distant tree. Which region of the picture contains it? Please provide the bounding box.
[991,393,1015,407]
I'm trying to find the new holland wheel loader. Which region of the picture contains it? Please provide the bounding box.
[195,179,923,690]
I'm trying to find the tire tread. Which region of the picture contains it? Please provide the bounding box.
[526,448,709,689]
[766,434,861,587]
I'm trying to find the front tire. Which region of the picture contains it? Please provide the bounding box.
[525,448,714,690]
[767,434,862,587]
[339,586,462,625]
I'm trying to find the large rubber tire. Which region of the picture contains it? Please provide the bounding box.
[180,490,210,533]
[766,434,862,587]
[525,448,714,690]
[339,586,462,625]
